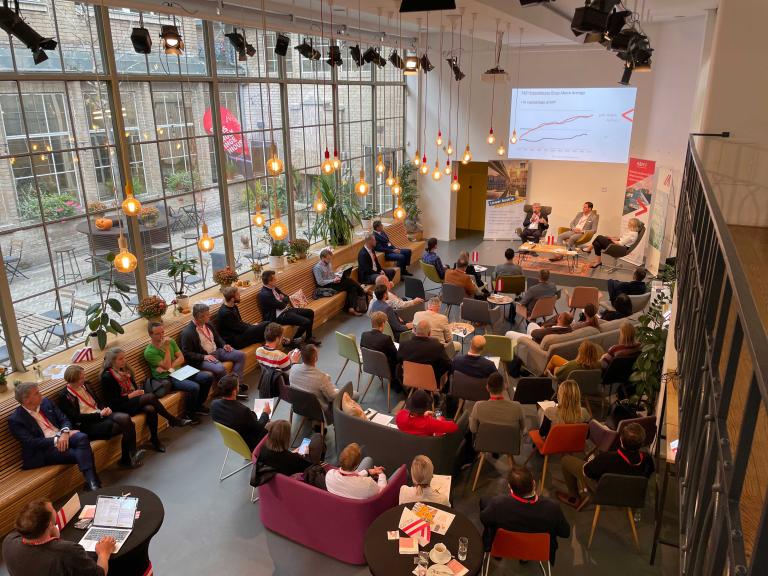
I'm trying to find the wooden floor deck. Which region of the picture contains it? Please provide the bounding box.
[728,225,768,331]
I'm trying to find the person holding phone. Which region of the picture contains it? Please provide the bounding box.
[210,375,270,451]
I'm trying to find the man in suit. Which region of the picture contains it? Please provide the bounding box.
[517,269,558,319]
[369,284,412,341]
[217,286,270,348]
[373,220,412,277]
[480,465,570,564]
[445,258,486,299]
[607,267,649,305]
[413,296,460,356]
[8,382,101,490]
[180,303,246,392]
[452,335,499,379]
[552,201,599,261]
[360,311,401,391]
[210,375,271,451]
[258,270,320,345]
[520,203,549,243]
[358,234,396,285]
[397,320,452,385]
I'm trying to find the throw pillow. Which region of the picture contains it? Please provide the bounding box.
[342,392,366,419]
[289,289,310,308]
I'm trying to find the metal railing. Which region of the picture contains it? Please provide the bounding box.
[675,136,768,575]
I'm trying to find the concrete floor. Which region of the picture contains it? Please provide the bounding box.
[0,230,679,575]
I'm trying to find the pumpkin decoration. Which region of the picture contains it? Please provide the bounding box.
[95,217,113,231]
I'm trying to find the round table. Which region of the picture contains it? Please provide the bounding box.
[487,293,515,321]
[449,322,475,354]
[364,503,484,576]
[60,485,164,576]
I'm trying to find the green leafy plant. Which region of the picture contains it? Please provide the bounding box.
[164,170,200,194]
[241,181,267,210]
[359,206,376,221]
[288,238,310,258]
[398,162,420,223]
[310,174,360,246]
[17,183,83,222]
[270,240,287,257]
[167,252,199,296]
[84,253,130,350]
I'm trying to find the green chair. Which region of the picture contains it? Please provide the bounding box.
[420,261,444,291]
[214,422,258,502]
[496,275,526,296]
[484,334,515,388]
[399,330,413,343]
[335,331,363,390]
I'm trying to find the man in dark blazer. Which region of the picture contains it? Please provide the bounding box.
[369,284,412,342]
[8,382,101,490]
[358,234,396,285]
[480,465,570,564]
[397,319,452,385]
[373,220,412,277]
[210,375,271,451]
[607,267,649,304]
[361,310,401,391]
[520,203,549,243]
[452,335,499,379]
[257,270,320,345]
[217,285,270,348]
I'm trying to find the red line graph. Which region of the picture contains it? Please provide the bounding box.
[520,114,594,139]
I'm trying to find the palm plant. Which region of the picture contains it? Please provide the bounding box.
[310,174,360,246]
[398,162,420,224]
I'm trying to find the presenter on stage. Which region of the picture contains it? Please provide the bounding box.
[552,202,598,261]
[520,203,549,243]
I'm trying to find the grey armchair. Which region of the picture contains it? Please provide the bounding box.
[460,298,505,334]
[588,415,658,454]
[287,386,328,444]
[604,221,646,273]
[515,205,553,240]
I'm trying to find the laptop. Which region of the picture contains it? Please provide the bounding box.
[78,495,139,553]
[335,265,353,281]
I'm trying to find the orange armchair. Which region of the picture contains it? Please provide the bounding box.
[526,423,589,493]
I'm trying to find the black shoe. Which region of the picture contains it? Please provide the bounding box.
[171,416,192,427]
[151,440,167,453]
[590,262,602,269]
[306,337,322,346]
[121,449,145,468]
[84,474,102,491]
[188,416,202,426]
[196,406,210,415]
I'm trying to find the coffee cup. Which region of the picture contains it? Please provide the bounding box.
[433,543,447,554]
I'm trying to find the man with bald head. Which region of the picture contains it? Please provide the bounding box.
[452,335,499,379]
[397,319,452,384]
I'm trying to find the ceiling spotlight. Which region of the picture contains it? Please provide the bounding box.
[274,33,290,56]
[404,53,419,75]
[226,30,248,61]
[602,10,631,43]
[160,24,184,56]
[446,57,465,81]
[363,46,386,67]
[571,1,621,37]
[130,26,152,54]
[0,3,58,65]
[389,50,404,69]
[420,54,434,72]
[296,39,321,60]
[326,45,343,67]
[350,44,364,66]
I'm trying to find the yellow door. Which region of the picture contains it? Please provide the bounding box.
[456,162,488,232]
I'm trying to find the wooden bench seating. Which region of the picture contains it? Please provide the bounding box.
[0,222,424,536]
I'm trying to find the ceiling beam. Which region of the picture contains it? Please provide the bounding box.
[474,0,576,43]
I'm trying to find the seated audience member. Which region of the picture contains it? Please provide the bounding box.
[258,270,320,345]
[492,248,523,280]
[361,311,401,391]
[421,237,446,279]
[452,336,499,380]
[369,284,412,341]
[601,292,633,321]
[468,373,525,435]
[181,303,245,389]
[367,274,423,316]
[326,443,387,500]
[573,302,601,330]
[399,455,450,506]
[8,383,101,490]
[144,322,212,421]
[546,339,603,383]
[257,419,323,476]
[455,250,485,288]
[217,286,270,348]
[445,258,487,299]
[3,499,115,576]
[520,203,549,243]
[607,267,649,304]
[398,320,452,384]
[255,322,302,371]
[552,201,598,261]
[358,234,396,284]
[505,312,573,347]
[289,344,344,424]
[584,217,641,268]
[313,248,367,316]
[396,390,459,436]
[538,380,591,438]
[373,220,412,277]
[515,269,558,323]
[101,347,189,453]
[557,422,655,510]
[601,321,641,369]
[58,365,143,469]
[480,465,570,564]
[210,375,270,451]
[413,297,460,356]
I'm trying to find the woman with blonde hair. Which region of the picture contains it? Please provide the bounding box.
[601,321,641,369]
[545,339,604,383]
[538,380,590,438]
[399,455,450,506]
[584,217,641,268]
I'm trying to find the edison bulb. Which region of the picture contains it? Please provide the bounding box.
[445,140,453,155]
[413,151,420,166]
[252,212,266,227]
[511,129,518,144]
[197,223,214,252]
[391,179,402,195]
[385,170,395,187]
[451,176,461,192]
[267,151,284,176]
[355,169,370,196]
[487,128,495,145]
[444,160,452,176]
[462,144,472,164]
[332,150,341,171]
[375,154,386,174]
[122,194,141,216]
[436,131,443,146]
[419,162,429,176]
[269,218,288,241]
[313,194,326,213]
[497,144,506,156]
[393,204,406,220]
[431,161,442,181]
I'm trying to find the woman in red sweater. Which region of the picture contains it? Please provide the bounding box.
[396,390,459,436]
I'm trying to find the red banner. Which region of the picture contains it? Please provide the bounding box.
[625,157,656,188]
[202,106,250,158]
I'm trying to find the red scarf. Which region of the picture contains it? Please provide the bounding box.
[66,385,98,411]
[110,368,135,395]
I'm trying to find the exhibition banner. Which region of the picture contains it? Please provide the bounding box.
[646,167,673,276]
[621,157,656,266]
[484,160,530,240]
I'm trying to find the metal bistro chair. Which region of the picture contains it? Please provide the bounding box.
[404,276,427,301]
[213,422,258,502]
[287,386,327,446]
[450,371,490,421]
[41,288,76,323]
[3,239,29,282]
[44,298,90,347]
[440,283,466,321]
[360,347,393,410]
[484,529,551,576]
[334,332,363,390]
[471,421,521,492]
[483,334,515,388]
[460,299,505,335]
[588,473,650,551]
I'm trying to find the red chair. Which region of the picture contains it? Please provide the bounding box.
[484,529,551,576]
[526,423,589,493]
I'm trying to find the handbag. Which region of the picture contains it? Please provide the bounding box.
[314,287,336,298]
[250,459,277,487]
[354,294,369,314]
[144,377,172,398]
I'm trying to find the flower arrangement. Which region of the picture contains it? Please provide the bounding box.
[0,366,7,390]
[288,238,310,258]
[137,295,168,319]
[88,201,109,214]
[139,205,160,226]
[250,261,262,275]
[213,266,239,287]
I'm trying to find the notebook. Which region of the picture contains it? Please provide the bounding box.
[170,365,199,381]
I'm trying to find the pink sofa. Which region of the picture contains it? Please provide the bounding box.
[253,440,407,564]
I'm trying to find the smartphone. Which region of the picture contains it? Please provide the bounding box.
[298,437,311,456]
[74,519,92,530]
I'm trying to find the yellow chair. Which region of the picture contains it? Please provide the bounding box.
[483,334,515,388]
[556,226,595,249]
[214,422,258,502]
[335,331,363,390]
[420,261,444,290]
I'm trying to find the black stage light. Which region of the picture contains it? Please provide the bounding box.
[399,0,456,13]
[571,0,622,37]
[363,46,386,67]
[608,28,637,52]
[131,26,152,54]
[326,45,343,67]
[246,41,256,57]
[296,39,321,60]
[619,62,632,85]
[274,33,290,56]
[32,46,47,64]
[627,34,653,70]
[350,44,364,66]
[0,3,57,65]
[602,10,631,43]
[420,53,434,72]
[446,57,464,81]
[389,50,404,69]
[226,30,247,61]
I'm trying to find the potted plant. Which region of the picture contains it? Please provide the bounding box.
[213,266,239,288]
[359,206,376,231]
[398,163,421,234]
[310,174,360,246]
[137,295,168,323]
[84,253,130,350]
[269,240,287,269]
[139,205,160,228]
[0,366,7,394]
[288,238,310,261]
[250,261,263,277]
[167,253,198,312]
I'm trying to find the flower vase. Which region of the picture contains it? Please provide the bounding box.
[176,294,190,312]
[269,255,285,269]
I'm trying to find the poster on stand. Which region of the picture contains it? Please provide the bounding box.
[484,160,530,240]
[621,157,656,267]
[646,167,673,276]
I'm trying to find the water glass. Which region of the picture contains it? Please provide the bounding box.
[416,557,429,576]
[457,536,468,561]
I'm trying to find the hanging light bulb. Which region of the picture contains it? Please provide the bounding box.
[321,148,335,174]
[113,233,137,273]
[487,127,495,145]
[445,140,453,155]
[451,173,461,192]
[497,143,506,156]
[267,143,284,176]
[443,159,452,175]
[355,168,370,196]
[268,211,288,241]
[375,154,386,174]
[462,144,472,164]
[511,129,518,145]
[332,149,341,171]
[251,211,266,227]
[419,154,429,175]
[121,182,141,216]
[313,190,326,213]
[431,160,442,181]
[391,178,402,196]
[198,223,214,253]
[436,130,443,146]
[385,169,395,188]
[413,150,421,166]
[393,202,406,220]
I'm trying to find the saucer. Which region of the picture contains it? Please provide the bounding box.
[429,547,452,565]
[427,565,453,576]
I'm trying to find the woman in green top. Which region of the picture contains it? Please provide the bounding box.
[546,340,603,383]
